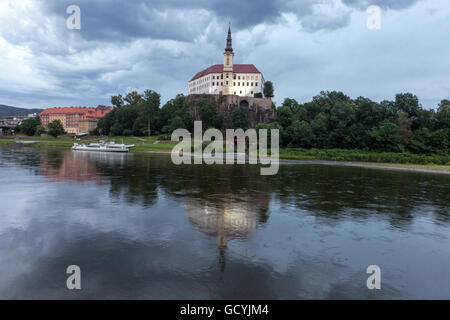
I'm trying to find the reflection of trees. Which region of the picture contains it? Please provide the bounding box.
[92,154,160,207]
[0,144,43,169]
[270,164,450,229]
[4,146,449,236]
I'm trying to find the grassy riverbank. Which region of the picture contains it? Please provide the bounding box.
[1,135,449,171]
[278,148,450,165]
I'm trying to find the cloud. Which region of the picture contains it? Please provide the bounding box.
[342,0,422,10]
[0,0,447,109]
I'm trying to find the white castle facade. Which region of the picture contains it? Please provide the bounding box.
[188,26,265,97]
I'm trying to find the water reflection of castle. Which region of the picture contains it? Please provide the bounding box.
[185,188,270,271]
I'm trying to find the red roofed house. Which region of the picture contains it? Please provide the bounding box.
[40,105,113,134]
[188,25,265,97]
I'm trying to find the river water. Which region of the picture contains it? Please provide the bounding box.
[0,145,449,299]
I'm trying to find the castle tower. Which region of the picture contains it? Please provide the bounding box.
[222,24,234,95]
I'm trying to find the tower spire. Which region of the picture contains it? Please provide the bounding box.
[225,22,233,52]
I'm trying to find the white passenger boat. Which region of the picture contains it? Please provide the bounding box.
[72,140,130,153]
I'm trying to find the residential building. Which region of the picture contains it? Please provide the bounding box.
[40,105,113,134]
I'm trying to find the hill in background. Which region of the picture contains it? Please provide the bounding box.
[0,104,43,118]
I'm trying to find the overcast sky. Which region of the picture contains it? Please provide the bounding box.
[0,0,448,109]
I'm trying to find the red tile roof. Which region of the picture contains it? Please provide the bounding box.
[190,64,261,81]
[40,105,113,118]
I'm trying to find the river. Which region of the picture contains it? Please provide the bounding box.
[0,145,449,299]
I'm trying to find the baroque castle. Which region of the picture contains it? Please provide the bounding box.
[188,25,264,97]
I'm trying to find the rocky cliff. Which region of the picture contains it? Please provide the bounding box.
[186,94,276,131]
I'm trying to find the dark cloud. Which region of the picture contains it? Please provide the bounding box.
[38,0,424,43]
[0,0,447,110]
[342,0,421,10]
[39,0,284,42]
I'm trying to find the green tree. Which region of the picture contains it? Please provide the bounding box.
[407,128,433,154]
[263,81,274,98]
[310,112,328,148]
[139,89,161,137]
[232,106,250,130]
[436,100,450,129]
[19,117,40,136]
[160,94,192,133]
[196,99,221,130]
[111,94,124,108]
[35,124,45,136]
[254,92,263,98]
[110,121,124,136]
[395,93,419,118]
[275,105,293,128]
[97,109,115,135]
[47,120,65,138]
[124,91,143,105]
[288,120,314,148]
[162,116,187,133]
[370,120,401,152]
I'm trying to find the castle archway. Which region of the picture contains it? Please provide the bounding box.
[239,100,249,108]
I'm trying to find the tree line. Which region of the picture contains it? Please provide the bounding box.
[271,91,448,154]
[18,117,65,137]
[96,89,448,155]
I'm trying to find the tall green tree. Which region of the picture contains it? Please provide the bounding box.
[140,89,161,137]
[19,117,40,136]
[48,120,65,138]
[124,91,143,106]
[263,81,274,98]
[111,94,124,108]
[395,93,419,118]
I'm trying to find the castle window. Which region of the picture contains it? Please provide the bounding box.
[233,82,235,86]
[247,82,249,86]
[233,75,236,79]
[221,74,223,79]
